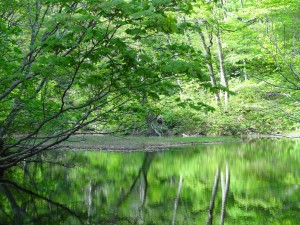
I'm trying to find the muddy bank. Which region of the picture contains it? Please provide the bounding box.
[58,135,240,152]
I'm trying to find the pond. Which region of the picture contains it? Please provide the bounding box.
[1,138,300,224]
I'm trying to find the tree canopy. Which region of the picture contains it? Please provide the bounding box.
[0,0,205,173]
[1,0,300,174]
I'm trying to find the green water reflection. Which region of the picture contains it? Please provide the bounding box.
[1,139,300,224]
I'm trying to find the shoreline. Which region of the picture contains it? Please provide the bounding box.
[59,140,240,152]
[57,135,240,152]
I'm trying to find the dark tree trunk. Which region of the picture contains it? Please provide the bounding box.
[0,138,4,179]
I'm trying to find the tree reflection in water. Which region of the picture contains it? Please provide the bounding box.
[1,139,300,224]
[0,152,156,224]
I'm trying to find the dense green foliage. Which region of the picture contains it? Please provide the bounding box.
[1,0,300,177]
[155,0,300,136]
[0,0,204,172]
[1,1,300,223]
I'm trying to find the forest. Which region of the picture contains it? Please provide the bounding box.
[1,0,300,224]
[1,0,300,171]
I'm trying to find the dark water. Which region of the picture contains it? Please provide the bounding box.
[1,139,300,224]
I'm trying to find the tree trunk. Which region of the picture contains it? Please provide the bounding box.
[172,175,183,225]
[216,30,229,111]
[240,0,244,8]
[198,29,221,105]
[220,165,230,225]
[206,168,220,225]
[0,138,5,179]
[86,180,95,224]
[243,59,248,80]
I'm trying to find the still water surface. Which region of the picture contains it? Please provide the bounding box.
[1,139,300,224]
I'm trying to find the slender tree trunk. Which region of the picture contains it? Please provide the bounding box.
[206,168,220,225]
[0,138,5,179]
[198,29,221,105]
[220,165,230,225]
[23,160,30,183]
[140,169,148,210]
[86,180,94,224]
[243,59,248,80]
[240,0,244,8]
[172,175,183,225]
[216,30,229,111]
